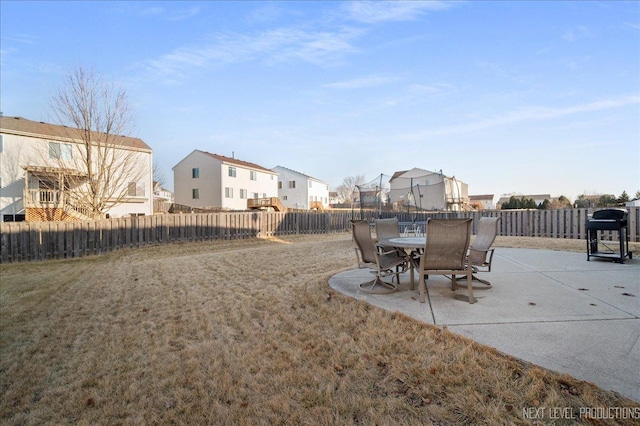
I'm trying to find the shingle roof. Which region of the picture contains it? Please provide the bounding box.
[273,165,328,184]
[198,150,275,173]
[0,116,151,151]
[389,168,446,181]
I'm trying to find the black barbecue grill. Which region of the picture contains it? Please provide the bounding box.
[586,208,632,263]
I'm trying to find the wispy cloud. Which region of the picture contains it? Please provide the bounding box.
[324,75,397,89]
[140,7,164,16]
[167,7,201,21]
[408,84,447,95]
[625,22,640,30]
[139,5,200,21]
[2,34,37,45]
[141,27,362,81]
[429,95,640,135]
[343,0,454,23]
[562,26,593,42]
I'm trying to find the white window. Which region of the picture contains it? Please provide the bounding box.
[288,181,296,188]
[49,141,73,160]
[225,187,233,198]
[228,167,236,177]
[192,188,199,199]
[252,193,259,199]
[240,189,247,199]
[278,181,282,189]
[192,168,199,178]
[283,195,288,201]
[250,170,257,181]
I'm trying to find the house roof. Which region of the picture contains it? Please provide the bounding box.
[0,116,151,151]
[389,167,448,182]
[198,150,276,174]
[469,194,494,200]
[272,165,328,184]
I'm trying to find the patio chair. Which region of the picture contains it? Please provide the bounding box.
[375,217,421,279]
[467,216,501,286]
[374,218,404,254]
[417,218,475,304]
[352,220,409,294]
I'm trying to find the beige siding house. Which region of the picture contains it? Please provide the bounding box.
[388,168,469,211]
[0,116,153,222]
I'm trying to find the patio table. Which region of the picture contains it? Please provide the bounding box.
[386,236,426,290]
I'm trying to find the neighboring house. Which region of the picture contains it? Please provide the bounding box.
[173,150,278,211]
[153,181,174,213]
[469,194,496,210]
[388,168,469,211]
[328,191,340,207]
[0,116,153,222]
[496,194,551,209]
[358,188,388,209]
[272,166,329,210]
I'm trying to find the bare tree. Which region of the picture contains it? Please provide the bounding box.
[153,161,166,187]
[44,66,147,220]
[335,175,366,203]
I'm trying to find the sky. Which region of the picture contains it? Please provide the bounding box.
[1,1,639,200]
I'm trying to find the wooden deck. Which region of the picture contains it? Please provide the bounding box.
[247,197,286,212]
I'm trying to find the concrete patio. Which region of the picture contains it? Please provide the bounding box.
[328,247,640,402]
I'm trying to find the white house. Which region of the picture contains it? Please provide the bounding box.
[173,150,278,211]
[153,181,174,213]
[388,168,469,211]
[469,194,496,210]
[0,116,153,222]
[272,166,330,210]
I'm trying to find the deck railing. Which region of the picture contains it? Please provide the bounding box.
[23,189,93,220]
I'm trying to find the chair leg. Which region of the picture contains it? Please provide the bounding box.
[466,270,476,304]
[472,274,492,287]
[359,277,397,294]
[419,273,426,303]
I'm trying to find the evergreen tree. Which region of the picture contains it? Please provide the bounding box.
[617,191,629,205]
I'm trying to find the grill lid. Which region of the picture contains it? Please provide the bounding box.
[586,208,628,230]
[590,208,628,221]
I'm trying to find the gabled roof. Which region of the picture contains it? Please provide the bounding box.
[197,150,276,174]
[272,165,328,184]
[389,167,447,182]
[0,116,151,151]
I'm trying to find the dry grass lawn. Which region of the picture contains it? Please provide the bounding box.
[1,233,638,425]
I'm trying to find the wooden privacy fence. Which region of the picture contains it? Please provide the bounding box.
[1,208,638,263]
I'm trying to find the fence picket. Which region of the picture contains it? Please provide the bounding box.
[1,208,638,263]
